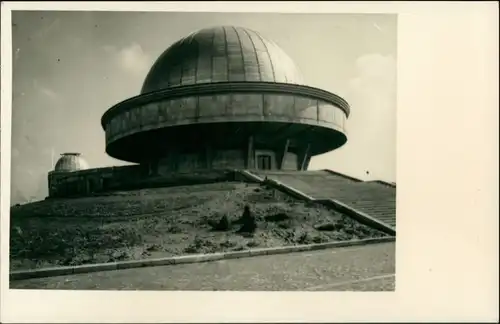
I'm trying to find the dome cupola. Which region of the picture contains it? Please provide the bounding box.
[53,153,89,172]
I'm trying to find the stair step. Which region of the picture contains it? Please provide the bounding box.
[256,171,397,229]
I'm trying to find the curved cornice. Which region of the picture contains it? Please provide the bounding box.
[101,81,350,129]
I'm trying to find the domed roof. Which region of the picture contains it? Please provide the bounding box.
[141,26,304,94]
[54,153,89,172]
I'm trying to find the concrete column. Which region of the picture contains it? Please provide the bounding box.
[246,136,254,169]
[170,150,179,172]
[205,146,212,169]
[299,144,311,171]
[147,161,153,176]
[303,156,311,171]
[47,174,53,197]
[279,139,290,170]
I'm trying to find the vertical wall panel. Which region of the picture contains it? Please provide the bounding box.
[282,152,298,170]
[120,111,128,133]
[247,31,275,82]
[212,27,228,82]
[194,29,215,83]
[318,103,334,123]
[182,97,197,119]
[333,106,343,128]
[197,94,230,117]
[230,94,262,116]
[211,150,245,169]
[237,27,261,81]
[168,65,182,88]
[167,99,183,122]
[159,100,170,123]
[180,61,197,85]
[295,97,318,120]
[196,52,212,83]
[141,102,159,127]
[225,27,246,82]
[264,94,295,117]
[177,153,204,172]
[132,107,142,131]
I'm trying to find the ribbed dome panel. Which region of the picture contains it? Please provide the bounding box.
[141,26,304,94]
[54,153,89,172]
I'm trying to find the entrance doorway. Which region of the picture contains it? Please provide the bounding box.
[257,154,272,170]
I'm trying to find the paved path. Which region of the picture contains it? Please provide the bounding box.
[10,242,395,291]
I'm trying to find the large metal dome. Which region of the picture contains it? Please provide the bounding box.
[141,26,304,94]
[54,153,89,172]
[101,25,350,171]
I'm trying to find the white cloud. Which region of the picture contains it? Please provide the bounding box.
[40,87,59,100]
[32,18,61,43]
[310,53,397,182]
[104,43,151,77]
[349,54,396,94]
[33,79,60,101]
[347,53,397,181]
[348,53,396,128]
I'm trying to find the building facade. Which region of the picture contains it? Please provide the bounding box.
[48,26,350,198]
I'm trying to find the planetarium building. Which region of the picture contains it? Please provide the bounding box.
[48,26,350,198]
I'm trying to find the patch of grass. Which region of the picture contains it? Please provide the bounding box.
[246,240,260,248]
[208,214,232,231]
[315,222,342,231]
[264,213,290,222]
[9,182,387,271]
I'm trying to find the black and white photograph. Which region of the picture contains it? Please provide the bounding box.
[8,9,397,291]
[1,2,498,323]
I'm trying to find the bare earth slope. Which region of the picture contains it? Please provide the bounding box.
[10,243,395,291]
[10,182,388,271]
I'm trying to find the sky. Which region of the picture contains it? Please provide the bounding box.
[10,11,397,204]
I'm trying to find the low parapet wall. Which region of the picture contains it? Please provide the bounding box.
[48,166,238,198]
[366,180,397,188]
[264,177,396,236]
[235,170,396,236]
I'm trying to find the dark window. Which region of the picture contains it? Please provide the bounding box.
[257,155,272,170]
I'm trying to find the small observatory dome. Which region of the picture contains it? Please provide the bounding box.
[54,153,89,172]
[141,25,305,94]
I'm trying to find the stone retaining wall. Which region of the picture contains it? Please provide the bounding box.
[48,166,236,198]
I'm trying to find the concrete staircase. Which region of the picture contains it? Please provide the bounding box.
[251,170,397,229]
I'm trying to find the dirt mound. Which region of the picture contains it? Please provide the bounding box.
[10,182,387,271]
